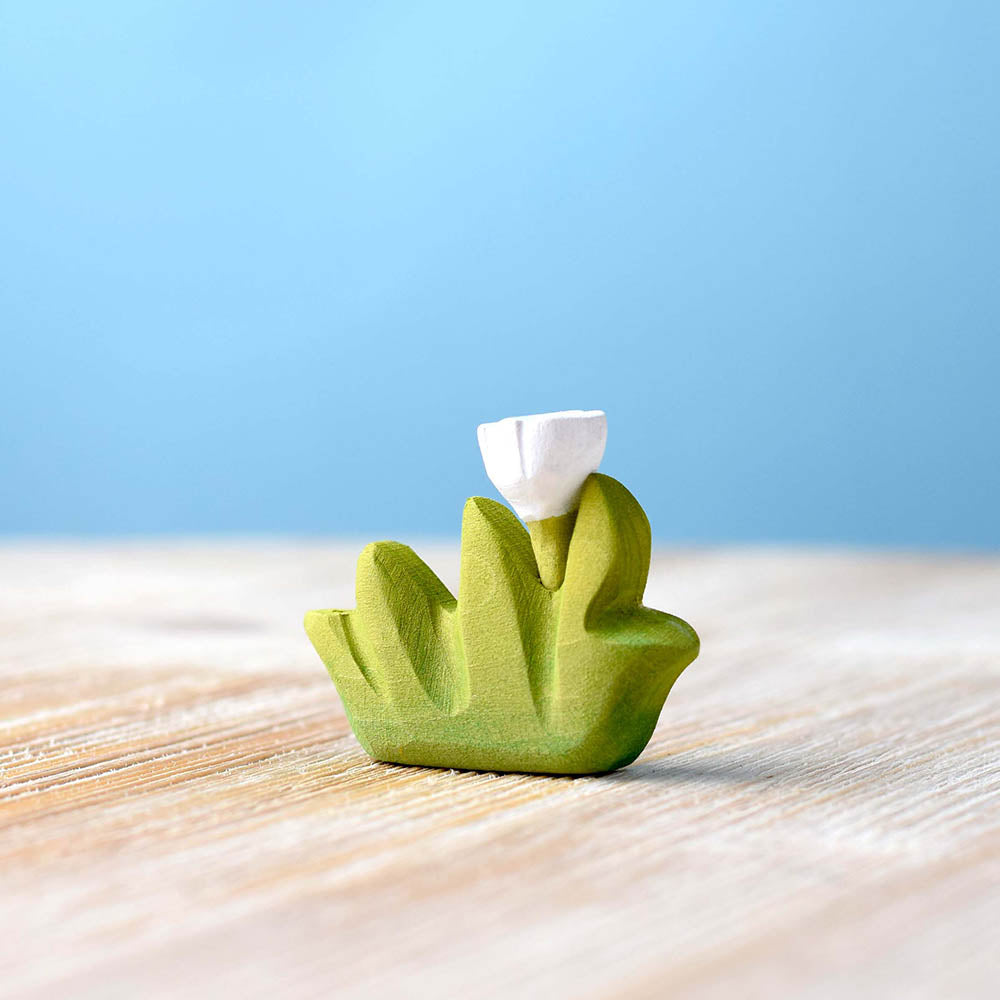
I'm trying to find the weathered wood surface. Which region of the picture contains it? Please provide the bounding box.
[1,542,998,998]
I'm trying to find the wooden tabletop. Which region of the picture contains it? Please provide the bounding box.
[2,542,998,998]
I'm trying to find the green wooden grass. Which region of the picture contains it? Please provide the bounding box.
[304,473,699,774]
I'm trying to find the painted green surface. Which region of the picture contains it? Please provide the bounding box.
[527,512,575,590]
[304,474,699,774]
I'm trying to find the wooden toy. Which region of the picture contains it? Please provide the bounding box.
[304,410,699,774]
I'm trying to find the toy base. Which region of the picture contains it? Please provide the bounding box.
[370,757,619,778]
[349,714,660,776]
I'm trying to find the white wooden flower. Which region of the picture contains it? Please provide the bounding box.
[476,410,607,522]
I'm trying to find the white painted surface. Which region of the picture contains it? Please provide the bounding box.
[477,409,607,522]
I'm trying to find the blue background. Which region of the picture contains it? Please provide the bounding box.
[2,2,998,545]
